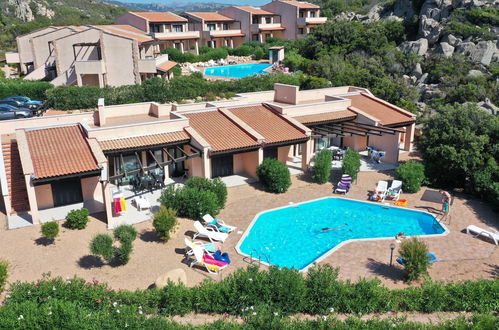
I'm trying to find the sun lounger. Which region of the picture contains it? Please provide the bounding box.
[385,180,403,201]
[334,174,352,194]
[465,225,499,245]
[193,221,228,243]
[184,237,217,256]
[202,214,236,233]
[188,245,228,274]
[371,180,388,201]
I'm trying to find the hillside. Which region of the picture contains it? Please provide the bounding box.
[0,0,129,55]
[99,0,234,13]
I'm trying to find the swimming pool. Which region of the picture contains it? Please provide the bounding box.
[236,197,447,271]
[204,63,271,78]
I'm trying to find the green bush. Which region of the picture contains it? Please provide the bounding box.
[399,238,431,282]
[89,234,114,262]
[113,225,137,243]
[40,221,59,242]
[0,79,53,100]
[256,158,292,193]
[342,149,361,180]
[312,149,332,184]
[395,161,425,193]
[184,176,227,210]
[152,206,177,241]
[64,208,89,230]
[159,185,220,219]
[0,260,8,293]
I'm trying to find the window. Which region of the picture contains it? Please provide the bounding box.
[299,11,304,17]
[150,24,162,33]
[310,11,316,17]
[252,16,259,24]
[298,28,304,34]
[174,43,182,51]
[222,23,229,30]
[265,17,271,24]
[172,24,183,32]
[207,23,216,31]
[252,34,259,41]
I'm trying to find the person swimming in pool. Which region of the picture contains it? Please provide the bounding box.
[321,224,351,232]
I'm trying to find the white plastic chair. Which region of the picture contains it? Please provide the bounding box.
[193,221,228,243]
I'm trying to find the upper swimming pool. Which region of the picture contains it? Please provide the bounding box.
[203,63,271,78]
[236,197,447,271]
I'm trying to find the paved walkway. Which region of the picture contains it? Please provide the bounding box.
[0,165,497,290]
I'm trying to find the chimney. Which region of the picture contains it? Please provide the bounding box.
[274,83,298,105]
[97,98,106,126]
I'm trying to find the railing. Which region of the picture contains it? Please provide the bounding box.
[250,23,283,33]
[74,60,106,74]
[152,31,200,39]
[297,16,327,26]
[207,29,243,37]
[243,249,271,267]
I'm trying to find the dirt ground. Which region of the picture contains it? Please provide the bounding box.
[0,158,497,292]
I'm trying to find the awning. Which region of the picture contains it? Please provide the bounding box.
[259,27,285,31]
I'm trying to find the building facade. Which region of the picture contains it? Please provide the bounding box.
[0,84,415,229]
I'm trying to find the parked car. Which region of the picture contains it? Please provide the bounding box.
[0,104,33,120]
[2,96,44,110]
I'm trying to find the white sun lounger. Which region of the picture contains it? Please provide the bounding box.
[184,237,217,256]
[193,221,228,243]
[465,225,499,245]
[202,214,236,233]
[372,180,388,201]
[189,245,228,274]
[385,180,403,201]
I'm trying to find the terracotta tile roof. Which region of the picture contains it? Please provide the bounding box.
[227,105,307,144]
[344,93,415,126]
[99,131,190,152]
[294,110,357,125]
[184,110,259,152]
[25,125,99,180]
[186,12,234,22]
[156,60,177,72]
[259,26,285,31]
[131,12,187,23]
[93,25,153,43]
[211,33,245,38]
[236,6,275,15]
[285,1,320,9]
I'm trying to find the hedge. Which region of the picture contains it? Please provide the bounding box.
[0,259,8,294]
[5,265,498,317]
[312,149,332,184]
[256,158,292,193]
[395,161,425,193]
[342,149,361,180]
[0,78,52,100]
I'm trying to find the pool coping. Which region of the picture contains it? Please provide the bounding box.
[234,196,450,272]
[203,63,272,79]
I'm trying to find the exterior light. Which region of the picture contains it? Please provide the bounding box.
[389,243,396,267]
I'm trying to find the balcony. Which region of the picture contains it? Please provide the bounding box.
[297,16,327,26]
[5,52,20,64]
[250,23,284,33]
[203,29,243,38]
[152,31,200,40]
[74,60,106,74]
[138,58,157,73]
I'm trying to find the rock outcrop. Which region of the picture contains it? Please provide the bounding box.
[400,38,429,56]
[469,41,497,66]
[5,0,56,22]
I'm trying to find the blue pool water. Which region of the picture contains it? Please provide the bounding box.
[204,63,271,78]
[237,198,446,270]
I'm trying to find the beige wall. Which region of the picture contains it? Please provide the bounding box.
[54,29,101,78]
[86,118,189,140]
[17,27,57,73]
[219,7,251,42]
[262,1,298,40]
[101,33,139,86]
[233,150,259,178]
[0,112,94,136]
[35,184,54,209]
[277,145,292,163]
[115,13,149,33]
[32,28,76,69]
[82,176,105,213]
[343,136,368,151]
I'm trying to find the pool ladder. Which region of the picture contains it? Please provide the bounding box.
[244,249,271,267]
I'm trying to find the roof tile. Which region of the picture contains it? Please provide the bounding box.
[186,12,234,22]
[99,131,190,151]
[25,125,99,179]
[236,6,276,15]
[227,105,307,144]
[184,110,259,152]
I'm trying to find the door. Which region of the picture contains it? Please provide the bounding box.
[211,154,234,178]
[51,178,83,207]
[263,147,278,160]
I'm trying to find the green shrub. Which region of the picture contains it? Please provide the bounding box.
[40,221,59,241]
[256,158,292,193]
[0,260,8,293]
[113,225,137,243]
[89,234,114,262]
[152,206,177,241]
[159,185,220,219]
[399,238,431,282]
[184,176,227,210]
[64,208,89,230]
[0,79,52,100]
[395,161,425,193]
[312,149,332,184]
[342,149,361,180]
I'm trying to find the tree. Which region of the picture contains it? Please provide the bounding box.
[395,161,425,193]
[153,206,178,242]
[312,149,332,184]
[399,238,431,282]
[256,158,292,193]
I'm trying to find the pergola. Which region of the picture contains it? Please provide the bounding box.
[310,120,403,138]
